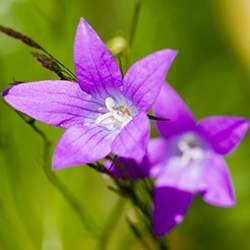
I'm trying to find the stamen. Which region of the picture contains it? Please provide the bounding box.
[105,97,115,112]
[95,97,133,131]
[178,140,190,153]
[113,111,129,123]
[95,112,114,126]
[177,133,205,167]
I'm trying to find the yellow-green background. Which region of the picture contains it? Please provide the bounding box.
[0,0,250,249]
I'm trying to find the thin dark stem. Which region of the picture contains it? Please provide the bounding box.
[109,155,118,170]
[147,114,170,121]
[129,0,143,49]
[123,0,143,71]
[118,56,124,78]
[0,25,76,82]
[41,48,77,81]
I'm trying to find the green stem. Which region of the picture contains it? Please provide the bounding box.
[122,0,143,71]
[129,0,143,50]
[110,176,169,249]
[127,218,153,250]
[16,112,100,237]
[98,197,126,250]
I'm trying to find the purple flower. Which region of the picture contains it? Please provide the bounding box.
[2,18,177,169]
[106,83,249,237]
[150,83,249,236]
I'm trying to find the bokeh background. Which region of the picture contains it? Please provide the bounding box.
[0,0,250,249]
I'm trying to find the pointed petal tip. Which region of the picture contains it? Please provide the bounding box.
[200,153,236,207]
[52,125,112,169]
[202,191,236,207]
[153,187,193,237]
[52,163,60,171]
[221,198,236,207]
[79,17,89,28]
[123,48,178,112]
[2,88,10,97]
[151,48,178,67]
[52,155,68,170]
[159,48,178,66]
[52,152,83,170]
[154,83,196,138]
[165,48,178,58]
[77,17,88,33]
[198,116,249,155]
[75,16,122,94]
[154,213,184,237]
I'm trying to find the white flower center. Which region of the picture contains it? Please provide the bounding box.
[95,97,133,131]
[176,133,205,167]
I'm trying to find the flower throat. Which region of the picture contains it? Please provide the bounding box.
[95,97,132,131]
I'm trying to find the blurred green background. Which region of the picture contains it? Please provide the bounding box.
[0,0,250,249]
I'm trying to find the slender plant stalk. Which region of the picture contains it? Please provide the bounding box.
[15,112,100,237]
[0,25,77,82]
[129,0,143,49]
[98,197,126,250]
[40,48,76,81]
[122,0,143,71]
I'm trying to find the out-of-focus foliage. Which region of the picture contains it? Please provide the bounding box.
[0,0,250,249]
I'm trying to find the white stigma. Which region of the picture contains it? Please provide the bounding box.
[95,97,132,131]
[177,133,205,167]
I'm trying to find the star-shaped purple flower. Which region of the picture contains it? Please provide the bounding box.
[150,83,249,236]
[2,18,177,169]
[106,83,249,237]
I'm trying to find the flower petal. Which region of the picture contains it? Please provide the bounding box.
[153,157,202,193]
[2,81,97,128]
[153,83,196,139]
[104,156,150,180]
[123,49,177,112]
[153,186,193,237]
[111,112,149,160]
[148,137,169,165]
[74,17,122,95]
[197,116,249,155]
[52,124,112,169]
[147,137,169,177]
[199,153,235,207]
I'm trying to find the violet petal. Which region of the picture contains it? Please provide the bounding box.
[153,83,196,139]
[74,17,122,95]
[111,111,149,160]
[147,137,169,177]
[153,186,193,237]
[2,80,97,128]
[154,157,202,193]
[104,156,150,180]
[197,116,249,155]
[199,152,235,207]
[123,49,177,112]
[52,124,112,169]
